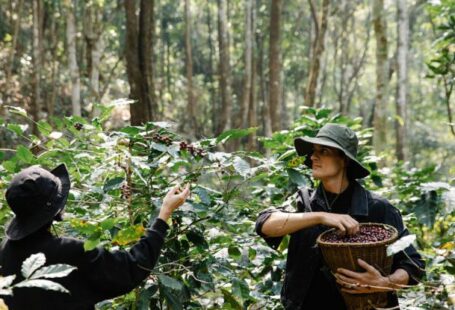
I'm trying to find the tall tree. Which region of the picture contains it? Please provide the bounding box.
[268,0,283,132]
[395,0,408,160]
[206,1,217,135]
[66,0,81,117]
[31,0,43,132]
[216,0,232,134]
[239,0,253,130]
[124,0,155,125]
[247,0,257,150]
[372,0,389,151]
[305,0,329,108]
[4,0,23,97]
[331,2,370,115]
[258,28,272,139]
[185,0,197,136]
[84,2,103,116]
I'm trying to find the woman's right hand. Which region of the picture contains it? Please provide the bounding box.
[318,212,359,235]
[159,184,190,221]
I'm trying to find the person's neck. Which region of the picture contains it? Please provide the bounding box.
[322,176,350,194]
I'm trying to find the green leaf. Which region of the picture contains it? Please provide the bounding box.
[137,283,158,310]
[37,120,53,136]
[103,177,125,192]
[221,288,243,310]
[30,264,77,279]
[100,218,116,230]
[7,106,28,117]
[0,275,16,288]
[277,149,296,161]
[0,288,13,296]
[192,187,211,205]
[112,225,144,246]
[186,230,208,248]
[387,235,416,256]
[158,275,184,291]
[287,168,308,186]
[159,284,183,310]
[21,253,46,278]
[83,237,100,251]
[16,146,34,163]
[2,160,16,172]
[233,157,250,177]
[15,279,70,293]
[7,124,25,136]
[215,128,257,144]
[231,278,250,301]
[120,126,141,136]
[49,131,63,139]
[228,246,241,259]
[150,142,168,152]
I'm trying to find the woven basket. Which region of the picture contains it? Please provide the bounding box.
[316,223,398,310]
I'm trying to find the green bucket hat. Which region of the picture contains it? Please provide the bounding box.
[294,123,370,179]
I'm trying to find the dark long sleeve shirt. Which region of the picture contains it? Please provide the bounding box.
[0,218,169,310]
[255,181,425,310]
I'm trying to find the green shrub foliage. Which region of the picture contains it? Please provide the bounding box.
[0,107,453,309]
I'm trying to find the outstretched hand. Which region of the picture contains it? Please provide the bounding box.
[159,184,190,221]
[335,258,393,294]
[319,213,359,235]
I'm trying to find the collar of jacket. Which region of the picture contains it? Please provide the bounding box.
[310,180,369,216]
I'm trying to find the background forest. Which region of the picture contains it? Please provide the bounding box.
[0,0,454,309]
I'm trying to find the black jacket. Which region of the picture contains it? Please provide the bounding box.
[0,218,169,310]
[256,181,425,310]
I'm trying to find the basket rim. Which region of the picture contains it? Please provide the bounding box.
[316,222,398,247]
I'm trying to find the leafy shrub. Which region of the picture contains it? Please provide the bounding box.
[0,106,453,309]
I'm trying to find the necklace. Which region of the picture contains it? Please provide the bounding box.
[322,186,340,211]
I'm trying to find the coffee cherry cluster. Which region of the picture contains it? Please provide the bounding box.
[74,123,84,131]
[152,133,172,146]
[321,225,393,243]
[121,183,132,199]
[179,141,205,157]
[151,133,206,157]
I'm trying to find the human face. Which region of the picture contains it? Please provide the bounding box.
[310,144,346,181]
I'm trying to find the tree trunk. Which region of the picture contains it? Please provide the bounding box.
[247,0,257,151]
[268,0,283,132]
[139,0,155,121]
[239,0,253,130]
[372,0,389,152]
[305,0,329,108]
[5,0,23,91]
[395,0,408,161]
[66,0,81,117]
[31,0,43,133]
[185,0,197,136]
[84,3,103,116]
[206,1,217,136]
[258,32,272,139]
[216,0,232,135]
[124,0,155,125]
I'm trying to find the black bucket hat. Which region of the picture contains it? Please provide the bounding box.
[294,123,370,179]
[5,164,70,240]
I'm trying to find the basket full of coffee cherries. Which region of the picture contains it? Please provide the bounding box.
[316,223,398,310]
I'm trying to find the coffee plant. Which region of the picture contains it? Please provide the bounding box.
[0,105,453,309]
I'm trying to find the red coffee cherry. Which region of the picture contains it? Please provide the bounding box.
[321,225,393,243]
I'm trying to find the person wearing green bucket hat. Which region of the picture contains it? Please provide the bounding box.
[256,123,425,309]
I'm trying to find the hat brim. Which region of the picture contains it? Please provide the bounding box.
[294,137,370,179]
[6,164,71,240]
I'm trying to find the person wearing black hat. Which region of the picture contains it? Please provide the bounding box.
[255,123,425,309]
[0,164,190,310]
